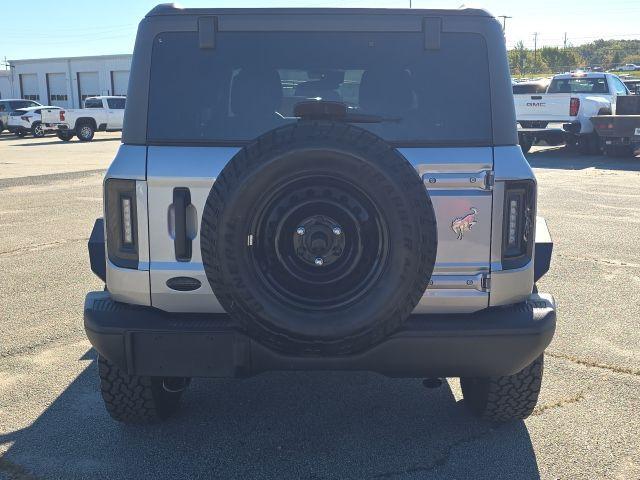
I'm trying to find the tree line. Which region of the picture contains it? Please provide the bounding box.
[508,39,640,76]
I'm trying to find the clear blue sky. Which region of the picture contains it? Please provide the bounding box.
[2,0,639,64]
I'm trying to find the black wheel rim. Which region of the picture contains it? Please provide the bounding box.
[249,174,389,311]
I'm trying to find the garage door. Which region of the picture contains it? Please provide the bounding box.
[111,70,129,96]
[20,74,40,101]
[77,72,99,107]
[47,73,70,108]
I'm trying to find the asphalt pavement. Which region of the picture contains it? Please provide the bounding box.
[0,133,638,479]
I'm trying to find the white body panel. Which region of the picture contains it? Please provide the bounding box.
[514,94,571,123]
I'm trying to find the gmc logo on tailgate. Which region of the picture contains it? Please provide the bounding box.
[526,102,546,107]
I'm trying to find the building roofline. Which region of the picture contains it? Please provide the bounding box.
[8,54,132,65]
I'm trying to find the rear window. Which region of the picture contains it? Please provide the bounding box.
[9,100,38,110]
[547,78,608,94]
[513,83,548,94]
[85,98,103,109]
[107,98,126,109]
[148,31,492,145]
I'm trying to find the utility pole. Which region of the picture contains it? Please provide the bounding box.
[533,32,539,66]
[498,15,512,33]
[563,32,567,49]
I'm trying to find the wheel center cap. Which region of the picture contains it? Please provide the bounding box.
[293,215,345,267]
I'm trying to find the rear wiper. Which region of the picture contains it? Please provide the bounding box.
[293,100,401,124]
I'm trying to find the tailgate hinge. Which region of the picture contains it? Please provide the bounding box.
[484,171,495,191]
[481,274,491,292]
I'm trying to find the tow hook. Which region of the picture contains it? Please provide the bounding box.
[422,377,444,389]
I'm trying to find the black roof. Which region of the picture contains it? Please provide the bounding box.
[146,3,493,18]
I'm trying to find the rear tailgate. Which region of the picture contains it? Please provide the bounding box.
[515,94,572,123]
[40,108,63,125]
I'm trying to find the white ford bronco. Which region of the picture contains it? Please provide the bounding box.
[84,5,556,424]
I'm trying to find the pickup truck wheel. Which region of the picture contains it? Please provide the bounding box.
[77,123,95,142]
[57,131,74,142]
[97,355,187,423]
[604,145,633,157]
[461,354,544,422]
[577,133,601,155]
[32,122,45,138]
[518,134,533,154]
[201,122,438,355]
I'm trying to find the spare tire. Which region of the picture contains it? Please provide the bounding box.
[201,122,437,355]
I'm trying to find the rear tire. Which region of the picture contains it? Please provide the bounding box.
[518,134,533,154]
[461,354,544,422]
[577,132,601,155]
[76,122,95,142]
[98,355,187,423]
[603,145,633,157]
[32,122,45,138]
[57,131,74,142]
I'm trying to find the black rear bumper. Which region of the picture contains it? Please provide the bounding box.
[84,292,556,379]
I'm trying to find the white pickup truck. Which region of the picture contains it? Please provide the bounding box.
[41,96,126,142]
[514,72,630,154]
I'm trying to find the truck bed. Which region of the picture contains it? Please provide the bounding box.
[591,115,640,138]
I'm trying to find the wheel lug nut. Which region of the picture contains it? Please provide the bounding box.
[314,257,324,266]
[332,226,342,236]
[296,226,305,236]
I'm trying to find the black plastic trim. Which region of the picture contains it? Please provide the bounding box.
[198,16,217,49]
[534,242,552,282]
[84,292,556,379]
[173,187,192,262]
[166,277,202,291]
[423,17,442,50]
[88,218,106,282]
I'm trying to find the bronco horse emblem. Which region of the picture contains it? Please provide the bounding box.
[451,207,478,240]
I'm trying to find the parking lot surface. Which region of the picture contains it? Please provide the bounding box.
[0,133,639,479]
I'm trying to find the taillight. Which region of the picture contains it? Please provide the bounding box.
[59,110,65,121]
[569,97,580,116]
[105,179,138,268]
[502,180,535,270]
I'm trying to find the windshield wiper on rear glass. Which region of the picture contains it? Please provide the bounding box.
[293,100,401,124]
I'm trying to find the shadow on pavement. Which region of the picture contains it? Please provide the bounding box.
[0,349,540,479]
[527,145,640,172]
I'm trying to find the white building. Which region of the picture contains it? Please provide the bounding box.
[6,54,132,108]
[0,70,11,99]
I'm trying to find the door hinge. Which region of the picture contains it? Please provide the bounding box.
[481,274,491,292]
